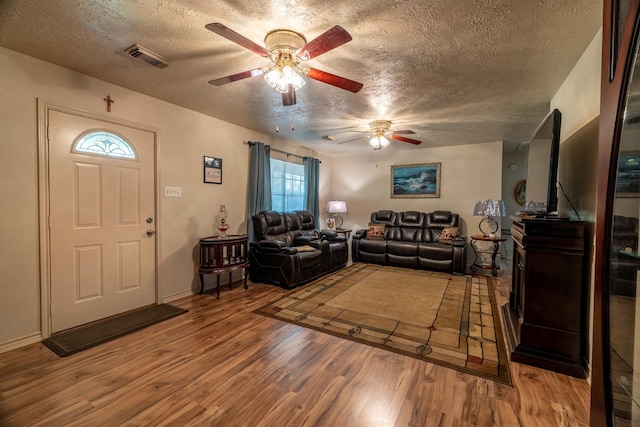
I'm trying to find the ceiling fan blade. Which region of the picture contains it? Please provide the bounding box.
[205,23,271,57]
[391,130,416,135]
[296,25,352,61]
[338,136,366,144]
[282,85,297,106]
[208,69,265,86]
[390,134,422,145]
[305,68,363,93]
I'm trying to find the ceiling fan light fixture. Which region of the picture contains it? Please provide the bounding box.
[369,135,389,149]
[369,120,392,133]
[263,68,282,89]
[264,30,307,53]
[264,65,305,93]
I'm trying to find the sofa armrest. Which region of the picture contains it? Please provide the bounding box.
[281,247,300,255]
[321,230,337,239]
[308,239,330,251]
[353,229,368,240]
[453,236,466,247]
[320,230,347,242]
[254,239,301,254]
[257,239,286,249]
[295,235,320,246]
[452,240,467,274]
[253,240,302,255]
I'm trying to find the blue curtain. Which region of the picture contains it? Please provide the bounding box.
[303,156,320,228]
[247,141,272,241]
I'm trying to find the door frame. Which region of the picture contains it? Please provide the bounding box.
[37,100,160,338]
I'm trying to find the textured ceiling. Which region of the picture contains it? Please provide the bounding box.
[0,0,602,156]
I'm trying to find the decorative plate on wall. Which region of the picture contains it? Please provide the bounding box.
[514,179,526,206]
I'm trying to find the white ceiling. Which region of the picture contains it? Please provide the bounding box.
[0,0,602,156]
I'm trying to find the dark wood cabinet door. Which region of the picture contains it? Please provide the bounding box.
[594,1,640,425]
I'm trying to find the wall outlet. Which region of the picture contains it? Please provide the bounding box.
[164,186,182,197]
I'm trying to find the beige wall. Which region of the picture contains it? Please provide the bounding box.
[327,141,503,258]
[550,28,602,379]
[501,149,527,259]
[0,47,317,350]
[552,29,603,144]
[501,150,527,218]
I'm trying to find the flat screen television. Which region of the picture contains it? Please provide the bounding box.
[522,109,562,215]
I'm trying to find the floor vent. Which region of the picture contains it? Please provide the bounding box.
[124,44,173,69]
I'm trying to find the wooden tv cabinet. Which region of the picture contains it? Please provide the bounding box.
[502,217,587,378]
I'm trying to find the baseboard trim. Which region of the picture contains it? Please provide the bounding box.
[0,332,42,354]
[162,289,195,303]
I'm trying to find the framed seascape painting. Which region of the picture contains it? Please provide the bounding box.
[390,162,441,198]
[204,156,222,184]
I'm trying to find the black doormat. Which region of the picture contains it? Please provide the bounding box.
[42,304,188,357]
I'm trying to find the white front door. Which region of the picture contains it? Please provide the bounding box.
[48,110,156,332]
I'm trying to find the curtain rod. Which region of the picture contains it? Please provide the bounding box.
[270,146,305,160]
[247,141,319,162]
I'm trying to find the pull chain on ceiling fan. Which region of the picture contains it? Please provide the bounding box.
[205,23,363,106]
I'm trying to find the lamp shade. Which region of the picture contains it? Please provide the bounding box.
[473,199,506,217]
[326,200,348,214]
[472,199,505,236]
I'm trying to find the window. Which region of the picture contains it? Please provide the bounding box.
[73,131,137,159]
[270,158,305,212]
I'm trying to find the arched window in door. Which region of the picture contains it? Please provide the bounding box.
[73,131,137,159]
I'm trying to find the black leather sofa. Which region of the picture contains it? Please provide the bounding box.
[249,210,348,289]
[352,210,466,274]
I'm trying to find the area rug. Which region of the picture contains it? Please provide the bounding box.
[254,263,512,385]
[42,303,187,357]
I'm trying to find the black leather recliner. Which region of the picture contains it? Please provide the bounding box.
[352,210,466,274]
[249,210,348,289]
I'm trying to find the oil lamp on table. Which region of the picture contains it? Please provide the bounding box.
[217,204,229,238]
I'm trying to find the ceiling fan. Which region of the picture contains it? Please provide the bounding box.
[337,120,422,149]
[205,23,363,106]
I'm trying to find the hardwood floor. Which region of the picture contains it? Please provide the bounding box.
[0,264,590,426]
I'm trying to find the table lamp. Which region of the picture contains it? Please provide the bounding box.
[473,199,506,236]
[326,200,348,230]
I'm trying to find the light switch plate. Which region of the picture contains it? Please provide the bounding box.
[164,186,182,197]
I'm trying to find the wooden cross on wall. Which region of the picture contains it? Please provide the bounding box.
[103,95,114,112]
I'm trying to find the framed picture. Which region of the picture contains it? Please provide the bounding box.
[390,162,441,198]
[616,151,640,197]
[204,156,222,184]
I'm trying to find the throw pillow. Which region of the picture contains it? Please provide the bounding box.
[295,245,316,252]
[366,223,386,240]
[438,227,459,241]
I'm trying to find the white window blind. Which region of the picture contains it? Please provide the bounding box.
[270,158,305,212]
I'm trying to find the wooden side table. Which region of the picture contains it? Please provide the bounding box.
[470,234,507,276]
[336,228,352,239]
[198,234,249,299]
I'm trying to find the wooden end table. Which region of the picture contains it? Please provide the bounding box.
[470,234,507,276]
[198,234,249,299]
